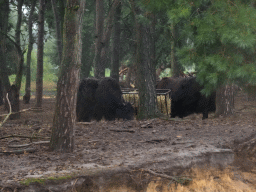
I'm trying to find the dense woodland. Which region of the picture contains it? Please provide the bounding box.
[1,0,256,152]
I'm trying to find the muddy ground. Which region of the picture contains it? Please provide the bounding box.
[0,91,256,191]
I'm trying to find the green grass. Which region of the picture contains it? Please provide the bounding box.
[9,75,57,95]
[20,175,73,186]
[20,178,46,186]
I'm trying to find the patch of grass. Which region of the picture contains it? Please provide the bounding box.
[20,178,46,186]
[47,175,73,181]
[20,175,73,186]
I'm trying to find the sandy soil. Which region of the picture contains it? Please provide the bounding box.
[0,91,256,190]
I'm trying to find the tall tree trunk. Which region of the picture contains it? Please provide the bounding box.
[170,22,181,77]
[131,2,159,119]
[94,0,104,78]
[138,25,158,119]
[35,0,45,108]
[24,0,36,104]
[15,0,24,52]
[9,0,25,119]
[215,84,235,117]
[151,13,156,85]
[0,0,11,98]
[94,0,120,78]
[100,0,120,78]
[58,0,66,38]
[15,0,24,90]
[51,0,62,66]
[81,43,94,78]
[50,0,85,152]
[0,79,3,106]
[111,1,122,82]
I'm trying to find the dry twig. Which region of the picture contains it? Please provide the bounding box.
[0,107,42,118]
[109,129,135,133]
[76,122,94,125]
[0,93,11,128]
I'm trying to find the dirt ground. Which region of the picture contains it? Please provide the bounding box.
[1,91,256,190]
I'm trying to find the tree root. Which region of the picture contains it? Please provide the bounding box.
[0,134,50,140]
[0,93,11,128]
[142,169,192,185]
[0,147,36,155]
[8,141,50,148]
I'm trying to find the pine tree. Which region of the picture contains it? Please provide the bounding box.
[50,0,85,152]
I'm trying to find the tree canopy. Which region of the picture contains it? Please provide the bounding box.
[142,0,256,95]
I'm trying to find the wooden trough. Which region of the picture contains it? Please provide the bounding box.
[122,88,171,116]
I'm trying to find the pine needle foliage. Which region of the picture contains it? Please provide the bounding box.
[182,0,256,95]
[143,0,256,96]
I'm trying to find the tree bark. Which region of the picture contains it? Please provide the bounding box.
[24,0,36,104]
[15,0,24,53]
[131,1,159,119]
[100,0,120,78]
[0,0,11,96]
[94,0,104,78]
[51,0,63,66]
[81,41,94,78]
[94,0,120,78]
[125,67,132,86]
[150,13,156,85]
[215,84,235,117]
[14,0,24,91]
[58,0,66,38]
[1,32,25,118]
[50,0,85,152]
[0,79,3,106]
[111,1,122,82]
[8,0,25,119]
[170,22,182,77]
[35,0,45,108]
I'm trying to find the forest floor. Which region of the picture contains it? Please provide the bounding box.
[1,91,256,191]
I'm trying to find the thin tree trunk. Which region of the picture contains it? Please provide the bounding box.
[35,0,45,108]
[51,0,62,65]
[125,67,132,86]
[50,0,85,152]
[94,0,120,78]
[58,0,66,38]
[2,32,25,119]
[15,0,24,53]
[100,0,120,78]
[215,84,235,117]
[0,0,11,95]
[9,0,25,119]
[81,42,94,78]
[14,0,24,91]
[170,22,181,77]
[94,0,104,78]
[111,1,121,82]
[150,13,156,85]
[0,79,3,106]
[24,0,36,104]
